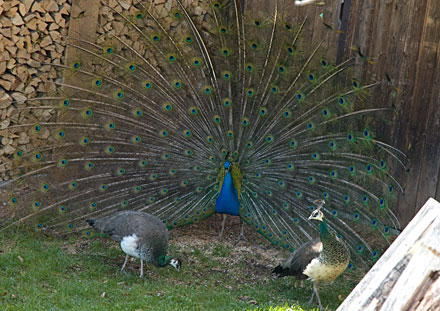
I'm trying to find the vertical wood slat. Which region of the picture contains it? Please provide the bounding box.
[395,0,432,225]
[412,0,440,209]
[63,0,100,87]
[57,0,100,183]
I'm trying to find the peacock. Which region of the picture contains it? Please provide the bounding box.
[273,200,350,310]
[86,210,181,277]
[1,0,406,269]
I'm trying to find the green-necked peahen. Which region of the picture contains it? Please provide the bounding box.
[273,200,350,310]
[87,210,181,277]
[2,0,405,268]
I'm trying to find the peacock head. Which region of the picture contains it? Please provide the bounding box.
[308,199,325,222]
[169,258,182,271]
[224,161,232,172]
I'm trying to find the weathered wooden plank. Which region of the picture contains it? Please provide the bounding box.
[404,271,440,311]
[413,0,440,209]
[390,0,431,226]
[63,0,100,87]
[436,44,440,203]
[337,198,440,311]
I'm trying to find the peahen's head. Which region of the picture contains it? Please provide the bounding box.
[309,199,325,222]
[169,258,182,271]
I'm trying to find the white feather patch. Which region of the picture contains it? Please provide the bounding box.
[120,234,141,258]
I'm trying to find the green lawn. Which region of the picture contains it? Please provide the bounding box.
[0,218,359,311]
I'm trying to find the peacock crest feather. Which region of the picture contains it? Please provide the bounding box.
[2,0,406,268]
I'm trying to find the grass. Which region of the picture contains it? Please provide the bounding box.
[0,219,359,311]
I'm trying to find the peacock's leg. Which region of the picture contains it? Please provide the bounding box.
[121,254,129,273]
[308,284,315,304]
[234,219,248,245]
[139,259,144,278]
[219,214,227,241]
[313,282,323,310]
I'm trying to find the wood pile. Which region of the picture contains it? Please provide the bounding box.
[0,0,71,180]
[0,0,210,181]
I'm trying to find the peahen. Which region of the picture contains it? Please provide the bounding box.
[273,200,350,310]
[2,0,405,268]
[86,210,181,277]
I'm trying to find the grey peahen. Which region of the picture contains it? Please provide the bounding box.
[87,210,181,277]
[273,200,350,310]
[2,0,405,269]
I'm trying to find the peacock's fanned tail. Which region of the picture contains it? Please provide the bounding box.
[3,0,406,267]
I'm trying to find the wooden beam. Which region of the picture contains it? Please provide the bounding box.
[337,198,440,310]
[63,0,100,87]
[413,0,440,210]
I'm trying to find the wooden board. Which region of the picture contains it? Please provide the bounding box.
[337,198,440,310]
[63,0,100,87]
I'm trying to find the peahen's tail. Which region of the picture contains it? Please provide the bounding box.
[2,0,406,268]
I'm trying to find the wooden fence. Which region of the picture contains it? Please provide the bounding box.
[64,0,440,227]
[57,0,440,228]
[255,0,440,227]
[339,0,440,226]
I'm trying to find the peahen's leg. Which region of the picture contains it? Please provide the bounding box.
[234,219,248,245]
[313,282,323,310]
[139,259,144,278]
[219,214,227,241]
[121,254,129,273]
[308,286,315,304]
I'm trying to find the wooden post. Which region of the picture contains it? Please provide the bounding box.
[63,0,100,87]
[337,198,440,310]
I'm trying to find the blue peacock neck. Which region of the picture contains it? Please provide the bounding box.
[215,161,240,216]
